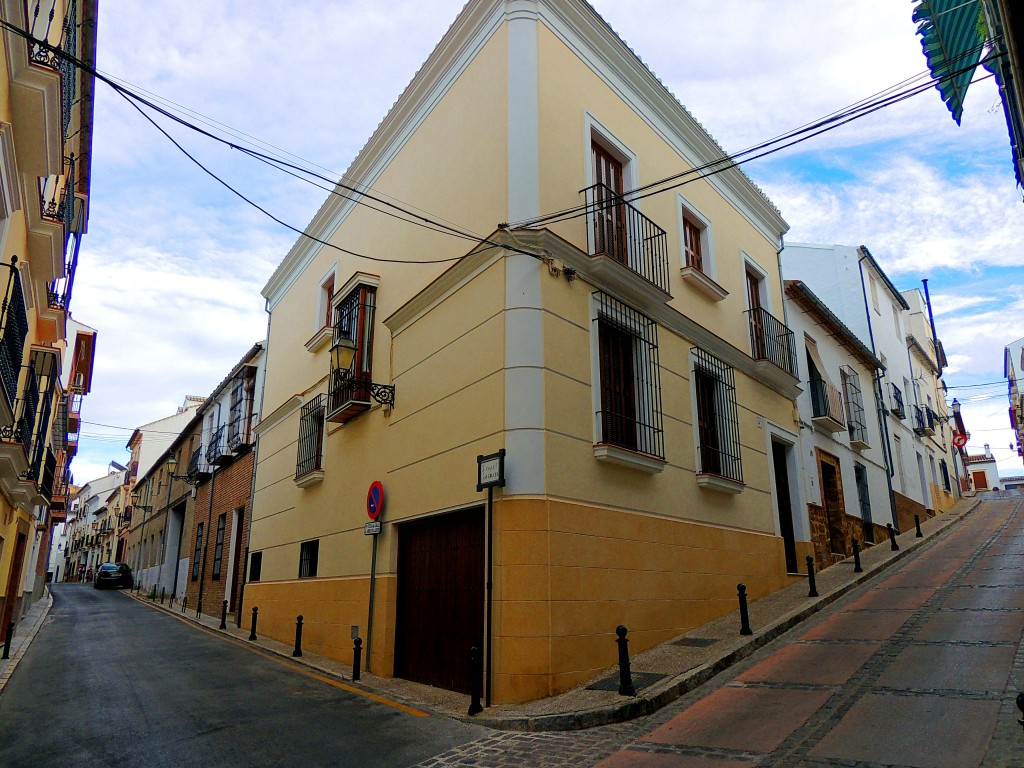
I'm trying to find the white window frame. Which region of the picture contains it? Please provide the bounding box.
[677,194,727,301]
[742,255,772,313]
[583,112,639,194]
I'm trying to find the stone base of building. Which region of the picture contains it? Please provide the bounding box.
[806,504,888,570]
[245,497,810,704]
[893,492,929,534]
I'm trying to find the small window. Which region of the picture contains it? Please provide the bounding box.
[248,551,262,582]
[211,513,226,580]
[296,394,326,479]
[682,213,704,271]
[692,347,743,485]
[191,523,203,581]
[869,274,880,313]
[298,540,319,579]
[892,305,901,337]
[321,275,335,329]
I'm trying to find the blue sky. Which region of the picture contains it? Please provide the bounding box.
[68,0,1024,481]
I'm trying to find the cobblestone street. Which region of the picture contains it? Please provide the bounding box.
[414,495,1024,767]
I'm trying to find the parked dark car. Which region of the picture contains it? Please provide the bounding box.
[93,562,133,589]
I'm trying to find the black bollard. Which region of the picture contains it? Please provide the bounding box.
[468,645,483,715]
[160,587,165,604]
[220,600,228,630]
[2,620,13,660]
[914,513,923,538]
[196,599,203,620]
[615,625,636,696]
[806,555,819,598]
[249,606,259,641]
[352,637,363,681]
[293,615,304,657]
[887,523,900,551]
[1016,691,1024,732]
[181,595,188,614]
[737,583,753,636]
[852,539,863,573]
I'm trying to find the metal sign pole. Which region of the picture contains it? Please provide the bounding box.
[485,483,493,707]
[366,532,377,675]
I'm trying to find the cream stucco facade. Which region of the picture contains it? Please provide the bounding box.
[248,0,809,704]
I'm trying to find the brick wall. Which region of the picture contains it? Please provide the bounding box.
[185,450,254,619]
[893,492,927,535]
[807,504,890,571]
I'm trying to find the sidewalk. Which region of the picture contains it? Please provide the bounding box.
[129,498,981,731]
[0,589,53,696]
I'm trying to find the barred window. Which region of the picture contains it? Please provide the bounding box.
[940,459,951,492]
[191,523,203,581]
[248,551,262,583]
[842,366,868,446]
[593,292,664,459]
[298,539,319,579]
[211,513,226,580]
[296,395,325,479]
[692,348,742,484]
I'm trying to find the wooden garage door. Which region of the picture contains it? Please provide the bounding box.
[394,507,484,694]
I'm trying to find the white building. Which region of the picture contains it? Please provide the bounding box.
[784,279,891,562]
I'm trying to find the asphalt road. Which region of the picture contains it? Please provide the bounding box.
[0,584,485,768]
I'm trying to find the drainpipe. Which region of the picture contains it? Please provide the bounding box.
[196,402,222,616]
[857,251,899,530]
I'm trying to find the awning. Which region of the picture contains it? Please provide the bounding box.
[912,0,985,124]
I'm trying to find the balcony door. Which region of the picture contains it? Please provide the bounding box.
[591,142,626,265]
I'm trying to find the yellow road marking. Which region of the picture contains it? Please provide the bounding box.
[138,595,428,717]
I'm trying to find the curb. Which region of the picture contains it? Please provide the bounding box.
[0,590,54,697]
[467,501,981,731]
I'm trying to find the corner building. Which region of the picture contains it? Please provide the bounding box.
[249,0,808,703]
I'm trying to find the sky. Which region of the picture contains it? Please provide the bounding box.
[68,0,1024,484]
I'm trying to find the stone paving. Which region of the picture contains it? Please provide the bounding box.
[0,590,51,696]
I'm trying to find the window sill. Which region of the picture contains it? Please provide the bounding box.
[680,266,728,302]
[294,469,324,488]
[594,444,665,473]
[305,326,332,354]
[696,473,745,494]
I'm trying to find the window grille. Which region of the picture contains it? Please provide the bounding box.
[940,459,951,492]
[692,347,742,483]
[212,513,226,580]
[842,366,868,445]
[593,292,664,458]
[298,540,319,579]
[296,395,326,478]
[191,523,203,580]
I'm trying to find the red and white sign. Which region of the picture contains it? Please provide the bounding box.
[952,433,967,448]
[367,480,385,520]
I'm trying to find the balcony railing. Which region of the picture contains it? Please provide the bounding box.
[746,307,797,376]
[206,424,230,465]
[583,183,670,295]
[187,445,212,482]
[809,378,846,432]
[889,383,906,419]
[924,407,938,436]
[0,260,28,412]
[39,447,56,502]
[912,405,928,436]
[327,369,373,424]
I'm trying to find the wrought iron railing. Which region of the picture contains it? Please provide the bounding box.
[206,424,227,463]
[295,395,325,479]
[327,369,373,419]
[0,259,28,410]
[925,407,938,433]
[889,383,906,419]
[810,378,844,425]
[187,445,211,481]
[583,183,670,294]
[912,405,927,435]
[692,347,742,483]
[226,412,249,450]
[39,447,56,502]
[746,307,797,376]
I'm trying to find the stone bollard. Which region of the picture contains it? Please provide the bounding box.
[220,600,228,630]
[914,513,923,538]
[615,625,636,696]
[806,555,819,598]
[852,539,863,573]
[468,646,483,715]
[737,583,753,636]
[293,615,304,657]
[887,523,900,551]
[249,606,259,641]
[352,637,363,681]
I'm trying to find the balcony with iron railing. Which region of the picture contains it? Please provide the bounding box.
[226,410,251,452]
[924,407,938,436]
[206,424,231,465]
[187,445,212,482]
[912,405,928,436]
[0,260,28,423]
[889,382,906,419]
[746,307,797,379]
[582,183,671,298]
[809,378,845,432]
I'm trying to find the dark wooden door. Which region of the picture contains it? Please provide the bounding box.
[591,142,626,263]
[820,462,845,555]
[395,507,484,694]
[772,441,798,573]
